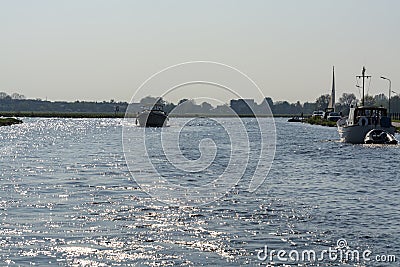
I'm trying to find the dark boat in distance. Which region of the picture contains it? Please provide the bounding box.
[136,104,168,127]
[287,116,304,122]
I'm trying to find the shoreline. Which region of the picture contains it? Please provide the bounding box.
[0,112,304,119]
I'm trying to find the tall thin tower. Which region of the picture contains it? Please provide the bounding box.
[328,66,335,110]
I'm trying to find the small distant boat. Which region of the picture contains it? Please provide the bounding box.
[337,67,396,144]
[287,116,303,122]
[136,104,168,127]
[364,129,398,144]
[0,117,23,126]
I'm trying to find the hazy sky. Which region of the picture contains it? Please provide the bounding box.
[1,0,400,104]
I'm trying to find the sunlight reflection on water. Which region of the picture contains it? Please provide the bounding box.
[0,117,399,266]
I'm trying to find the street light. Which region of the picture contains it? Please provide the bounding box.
[381,76,391,116]
[391,91,399,120]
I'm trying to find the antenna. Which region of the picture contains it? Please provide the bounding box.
[356,67,371,106]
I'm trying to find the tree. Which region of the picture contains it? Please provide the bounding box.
[315,94,330,110]
[0,92,9,99]
[214,104,231,114]
[373,93,388,108]
[200,102,213,113]
[339,93,357,107]
[273,101,291,114]
[391,95,400,113]
[178,98,189,105]
[257,97,273,114]
[164,102,176,113]
[363,95,375,106]
[140,96,165,106]
[174,99,196,114]
[11,93,25,99]
[264,97,273,107]
[303,102,317,114]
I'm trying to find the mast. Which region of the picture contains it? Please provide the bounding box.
[328,66,335,110]
[356,66,371,106]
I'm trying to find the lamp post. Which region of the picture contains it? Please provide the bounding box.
[392,91,399,120]
[380,76,391,116]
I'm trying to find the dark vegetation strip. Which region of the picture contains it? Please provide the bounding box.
[305,116,337,127]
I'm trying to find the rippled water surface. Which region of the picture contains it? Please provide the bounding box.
[0,117,399,266]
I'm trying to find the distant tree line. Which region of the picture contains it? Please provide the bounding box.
[1,91,399,116]
[129,93,400,116]
[264,93,399,116]
[0,92,128,114]
[313,92,400,115]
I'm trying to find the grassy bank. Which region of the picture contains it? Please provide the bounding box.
[393,121,400,132]
[305,116,337,127]
[0,118,23,126]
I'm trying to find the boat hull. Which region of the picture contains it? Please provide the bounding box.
[137,111,167,127]
[288,117,303,122]
[338,124,395,144]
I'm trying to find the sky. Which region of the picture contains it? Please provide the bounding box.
[1,0,400,104]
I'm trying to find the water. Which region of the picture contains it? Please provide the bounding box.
[0,117,399,266]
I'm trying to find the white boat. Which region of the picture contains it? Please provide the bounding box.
[337,67,397,144]
[337,106,396,143]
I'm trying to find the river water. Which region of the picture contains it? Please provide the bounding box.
[0,117,399,266]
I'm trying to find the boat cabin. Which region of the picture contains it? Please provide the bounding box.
[347,106,391,127]
[141,103,165,112]
[151,103,165,111]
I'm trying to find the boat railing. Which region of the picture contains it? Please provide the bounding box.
[391,112,400,120]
